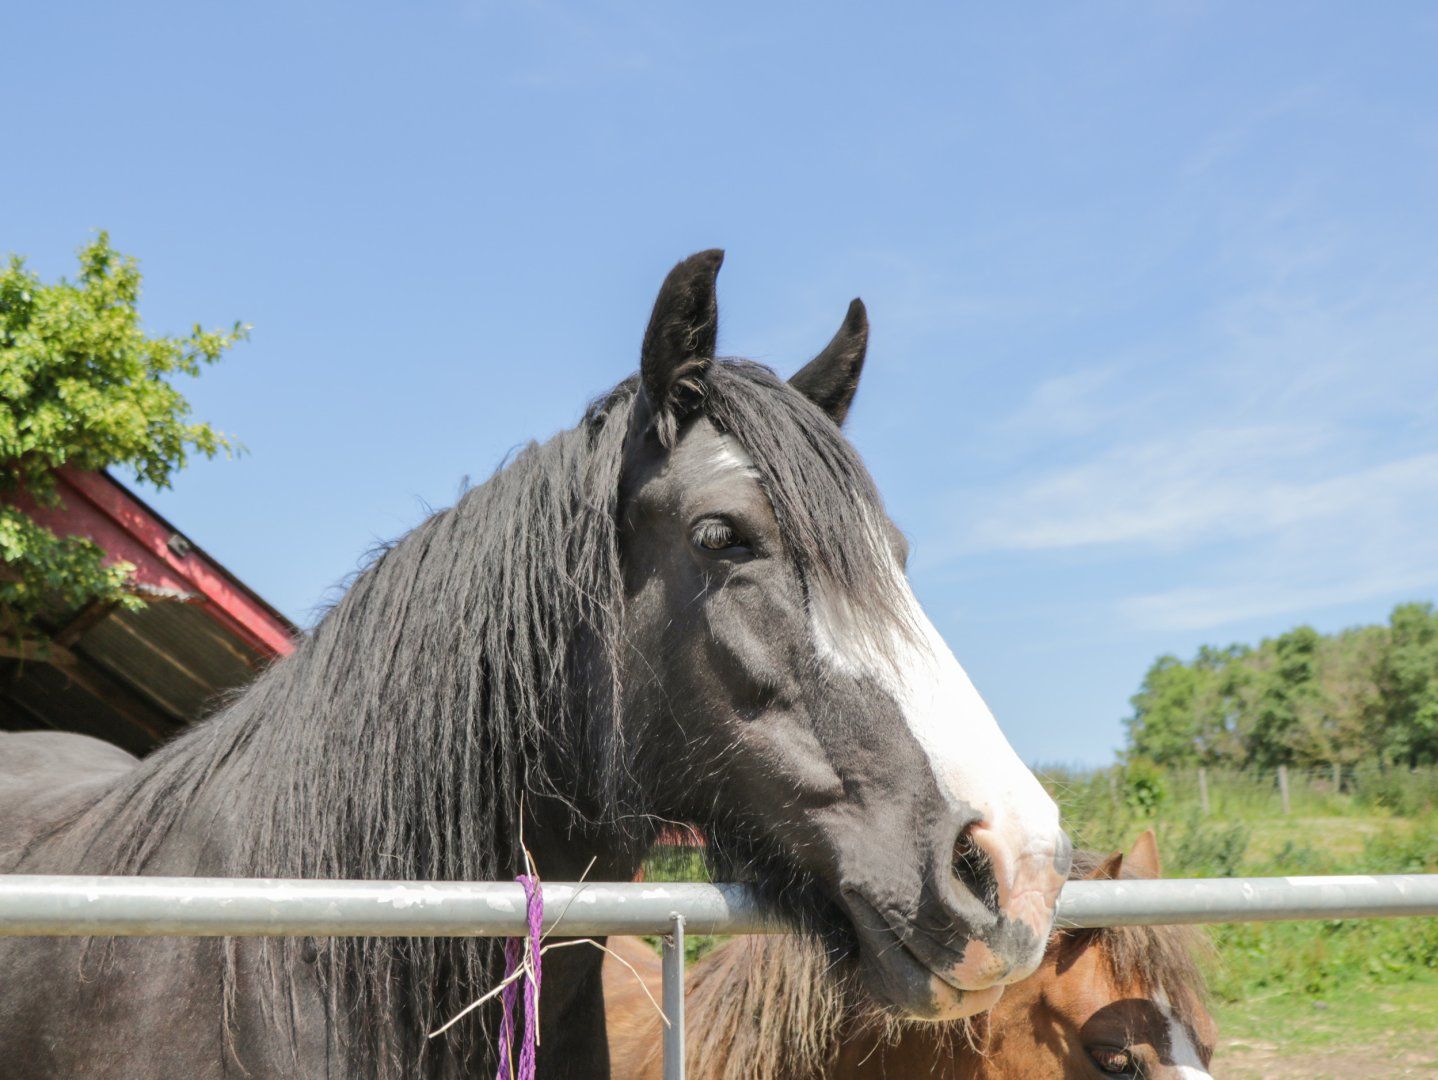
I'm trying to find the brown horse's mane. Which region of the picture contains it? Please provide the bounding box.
[1059,850,1212,1016]
[683,849,1211,1080]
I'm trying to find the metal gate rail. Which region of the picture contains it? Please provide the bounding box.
[3,873,1436,1079]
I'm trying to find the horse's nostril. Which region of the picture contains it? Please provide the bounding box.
[953,830,976,863]
[952,824,999,912]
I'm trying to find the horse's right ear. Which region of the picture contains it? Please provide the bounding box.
[1088,851,1124,881]
[639,249,724,446]
[1126,828,1162,879]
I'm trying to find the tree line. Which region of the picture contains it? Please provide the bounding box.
[1125,603,1438,770]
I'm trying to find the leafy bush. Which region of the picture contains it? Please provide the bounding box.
[1350,764,1438,817]
[1359,813,1438,874]
[1,233,244,628]
[1160,811,1249,878]
[1122,758,1168,817]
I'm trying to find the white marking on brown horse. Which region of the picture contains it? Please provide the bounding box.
[1156,990,1214,1079]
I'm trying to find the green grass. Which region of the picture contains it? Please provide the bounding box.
[1218,970,1438,1049]
[1216,970,1438,1077]
[1043,764,1438,1062]
[640,767,1438,1061]
[638,847,722,965]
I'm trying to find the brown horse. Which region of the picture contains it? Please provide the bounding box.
[606,833,1216,1079]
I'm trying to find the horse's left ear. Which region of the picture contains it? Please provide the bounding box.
[1126,829,1162,879]
[789,298,869,426]
[640,249,724,446]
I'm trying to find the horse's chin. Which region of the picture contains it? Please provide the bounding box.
[862,962,1006,1022]
[917,981,1005,1022]
[850,931,1008,1021]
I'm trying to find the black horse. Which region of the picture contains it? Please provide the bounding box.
[0,251,1070,1079]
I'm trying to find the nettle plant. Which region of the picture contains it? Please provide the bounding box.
[0,233,245,630]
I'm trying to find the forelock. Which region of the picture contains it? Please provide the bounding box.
[1060,851,1213,1024]
[700,360,909,633]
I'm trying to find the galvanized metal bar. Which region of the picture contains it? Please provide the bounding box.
[1055,873,1438,927]
[661,913,685,1080]
[0,873,1436,938]
[0,877,770,937]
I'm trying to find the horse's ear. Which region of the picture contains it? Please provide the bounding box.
[640,249,724,446]
[1126,829,1162,879]
[789,298,868,426]
[1088,851,1124,881]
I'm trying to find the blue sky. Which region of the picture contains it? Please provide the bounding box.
[6,3,1436,765]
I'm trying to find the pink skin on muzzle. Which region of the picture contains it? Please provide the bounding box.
[946,822,1069,989]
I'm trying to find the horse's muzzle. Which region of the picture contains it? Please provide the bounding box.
[838,824,1071,1018]
[941,820,1072,987]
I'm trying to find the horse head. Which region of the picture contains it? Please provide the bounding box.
[616,250,1071,1019]
[602,834,1216,1079]
[971,831,1218,1078]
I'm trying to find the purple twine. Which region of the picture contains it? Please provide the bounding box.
[494,874,543,1080]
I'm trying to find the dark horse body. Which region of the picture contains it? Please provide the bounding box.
[1,252,1068,1078]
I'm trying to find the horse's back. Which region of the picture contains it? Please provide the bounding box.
[0,732,336,1077]
[0,729,138,780]
[603,936,665,1080]
[0,730,138,869]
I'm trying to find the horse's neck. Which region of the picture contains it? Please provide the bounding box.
[49,489,635,884]
[682,935,843,1080]
[520,792,643,882]
[68,685,638,885]
[64,708,259,875]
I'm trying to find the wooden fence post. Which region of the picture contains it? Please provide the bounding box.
[1198,767,1210,816]
[1278,764,1291,815]
[1333,760,1342,793]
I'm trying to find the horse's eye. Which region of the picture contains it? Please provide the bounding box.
[691,518,747,555]
[1088,1046,1136,1075]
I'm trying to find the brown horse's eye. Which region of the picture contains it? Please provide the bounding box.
[1088,1046,1136,1075]
[691,518,747,555]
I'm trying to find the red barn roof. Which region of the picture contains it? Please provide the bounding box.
[1,469,297,754]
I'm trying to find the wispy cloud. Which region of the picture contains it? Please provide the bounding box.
[1121,562,1438,632]
[994,365,1126,441]
[1181,85,1324,181]
[971,441,1438,553]
[940,207,1438,633]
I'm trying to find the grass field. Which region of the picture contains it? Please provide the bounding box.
[1043,765,1438,1073]
[1216,972,1438,1077]
[642,766,1438,1071]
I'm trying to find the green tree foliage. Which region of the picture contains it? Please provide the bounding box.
[1379,603,1438,766]
[1125,604,1438,770]
[0,233,245,629]
[1126,644,1253,767]
[1126,656,1203,767]
[1246,626,1321,768]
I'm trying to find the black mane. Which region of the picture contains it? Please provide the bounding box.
[49,359,902,1076]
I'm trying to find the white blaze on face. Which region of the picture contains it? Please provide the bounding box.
[809,519,1065,970]
[710,439,760,478]
[1157,994,1213,1079]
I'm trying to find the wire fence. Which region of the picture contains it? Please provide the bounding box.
[1041,762,1438,819]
